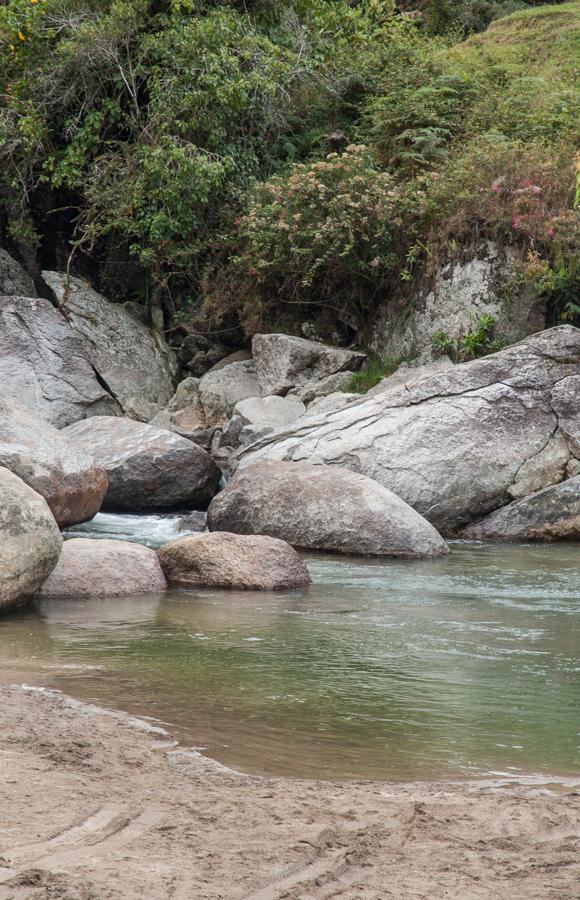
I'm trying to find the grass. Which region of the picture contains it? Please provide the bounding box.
[452,2,580,81]
[347,356,407,393]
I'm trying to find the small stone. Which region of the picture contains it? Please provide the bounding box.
[199,361,261,426]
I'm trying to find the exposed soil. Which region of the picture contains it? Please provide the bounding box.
[0,685,579,900]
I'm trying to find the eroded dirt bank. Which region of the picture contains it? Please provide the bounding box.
[0,685,578,900]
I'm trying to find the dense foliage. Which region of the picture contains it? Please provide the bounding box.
[0,0,578,343]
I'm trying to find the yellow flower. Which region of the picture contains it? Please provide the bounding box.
[18,31,27,42]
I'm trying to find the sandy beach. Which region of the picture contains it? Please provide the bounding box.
[0,685,578,899]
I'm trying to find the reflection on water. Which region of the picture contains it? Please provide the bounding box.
[1,541,579,781]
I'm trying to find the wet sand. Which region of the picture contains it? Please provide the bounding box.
[0,684,578,899]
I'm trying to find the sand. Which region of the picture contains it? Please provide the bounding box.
[0,684,578,900]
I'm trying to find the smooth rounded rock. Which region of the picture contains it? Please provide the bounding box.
[36,538,167,598]
[157,532,312,591]
[208,462,448,558]
[62,416,221,511]
[0,398,108,528]
[0,468,62,612]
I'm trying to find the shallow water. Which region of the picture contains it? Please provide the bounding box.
[1,518,579,780]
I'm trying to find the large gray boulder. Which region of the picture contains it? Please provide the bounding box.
[234,395,306,430]
[208,462,448,558]
[43,272,178,421]
[0,398,108,527]
[157,532,311,591]
[370,242,545,363]
[0,296,119,427]
[462,476,580,542]
[238,327,580,535]
[63,416,221,511]
[252,333,365,396]
[0,249,36,296]
[36,538,167,598]
[198,360,261,425]
[0,468,62,612]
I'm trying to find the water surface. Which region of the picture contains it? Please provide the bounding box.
[1,518,579,780]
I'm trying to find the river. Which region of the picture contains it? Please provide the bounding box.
[0,514,578,781]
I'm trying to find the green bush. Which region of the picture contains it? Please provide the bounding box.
[201,145,419,336]
[432,315,504,361]
[0,0,577,344]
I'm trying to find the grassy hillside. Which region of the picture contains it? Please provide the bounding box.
[0,0,577,345]
[209,2,579,338]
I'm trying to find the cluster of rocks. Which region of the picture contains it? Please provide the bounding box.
[150,331,366,469]
[2,245,580,612]
[238,325,580,542]
[0,251,397,609]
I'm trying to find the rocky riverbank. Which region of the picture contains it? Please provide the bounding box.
[0,685,578,900]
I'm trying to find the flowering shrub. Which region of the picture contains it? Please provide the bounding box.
[205,145,417,335]
[424,137,578,251]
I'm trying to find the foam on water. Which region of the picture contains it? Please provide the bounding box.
[64,511,189,548]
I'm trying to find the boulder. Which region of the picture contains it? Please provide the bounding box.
[198,360,261,425]
[157,532,311,591]
[0,398,108,527]
[208,462,448,558]
[239,424,274,447]
[370,242,546,363]
[367,358,454,398]
[462,476,580,542]
[36,538,167,598]
[0,295,119,427]
[237,327,580,535]
[303,392,359,418]
[234,395,306,430]
[252,333,365,396]
[0,249,36,296]
[0,468,62,612]
[288,371,355,404]
[42,272,178,421]
[149,377,207,439]
[62,416,221,511]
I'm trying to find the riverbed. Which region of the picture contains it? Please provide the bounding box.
[1,514,578,782]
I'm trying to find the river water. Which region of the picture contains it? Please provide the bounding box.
[1,514,578,781]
